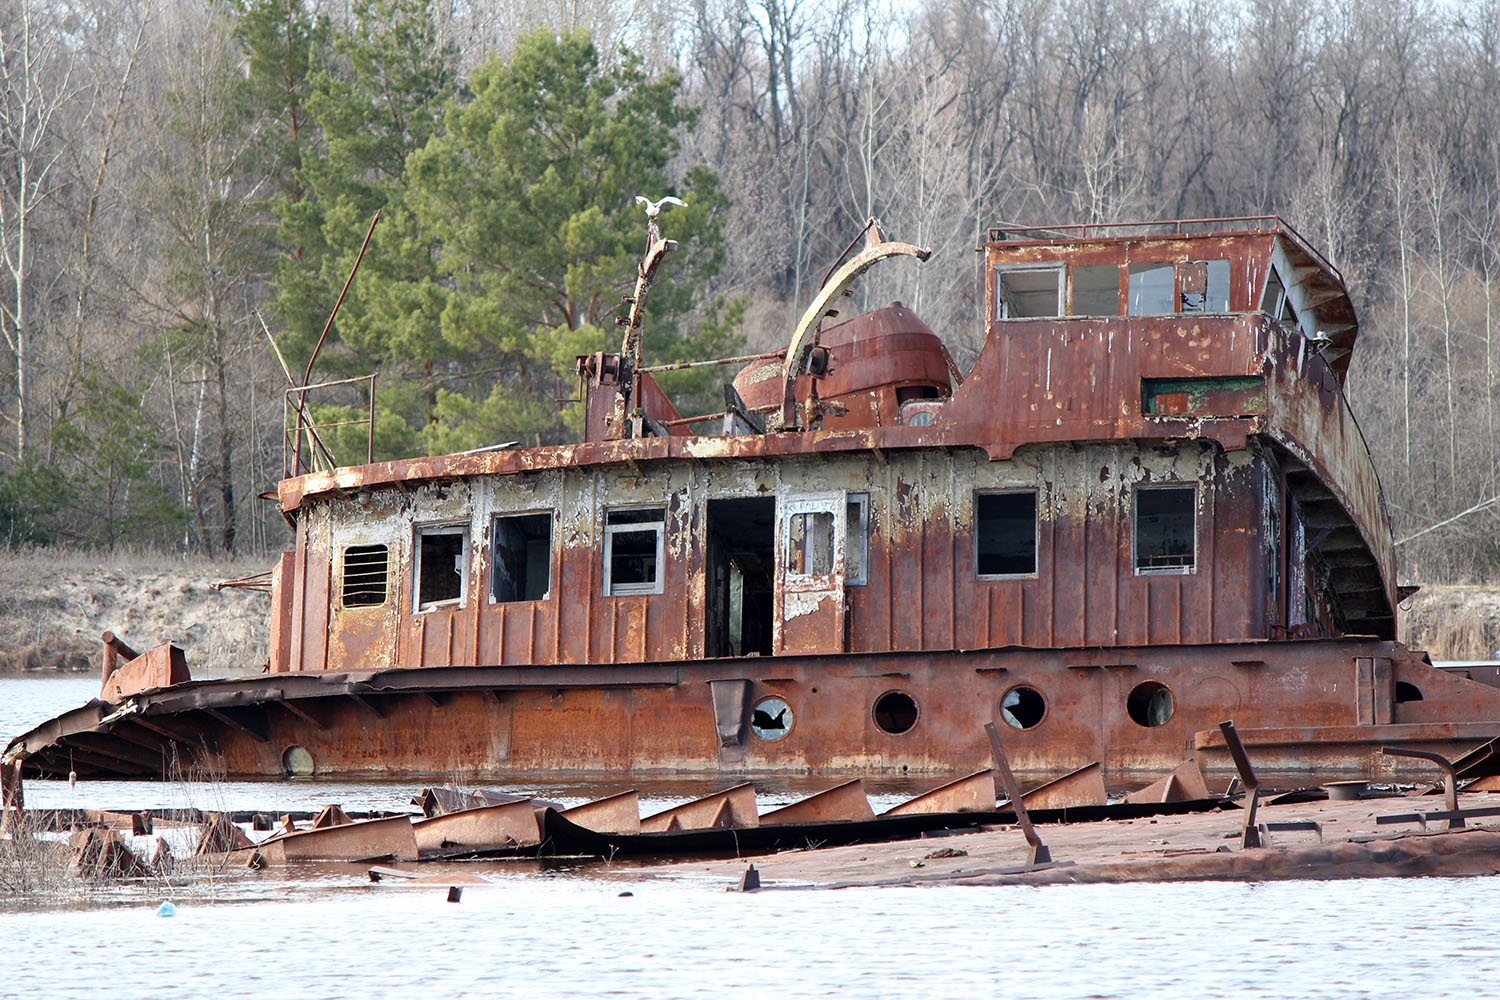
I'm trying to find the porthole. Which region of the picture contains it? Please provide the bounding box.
[1127,680,1175,727]
[873,691,919,734]
[751,696,793,741]
[282,745,315,777]
[1000,685,1046,730]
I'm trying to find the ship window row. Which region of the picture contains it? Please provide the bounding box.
[340,484,1195,610]
[975,485,1196,578]
[994,259,1230,319]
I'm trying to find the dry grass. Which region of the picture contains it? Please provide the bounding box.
[0,546,272,678]
[1400,585,1500,660]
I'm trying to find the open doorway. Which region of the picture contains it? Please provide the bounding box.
[706,497,775,658]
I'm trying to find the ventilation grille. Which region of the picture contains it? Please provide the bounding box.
[342,544,388,607]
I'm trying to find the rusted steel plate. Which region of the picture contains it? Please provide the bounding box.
[101,643,189,702]
[258,815,418,863]
[1124,759,1212,804]
[412,799,540,852]
[1019,761,1108,810]
[560,791,641,835]
[881,770,996,816]
[641,784,758,833]
[17,639,1500,783]
[760,780,875,825]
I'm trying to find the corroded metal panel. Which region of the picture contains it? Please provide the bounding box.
[412,800,540,851]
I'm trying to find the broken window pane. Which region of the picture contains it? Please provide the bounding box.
[416,525,467,609]
[1071,264,1120,316]
[492,512,552,602]
[788,511,835,576]
[975,491,1037,576]
[605,507,665,595]
[1127,262,1175,315]
[995,266,1063,318]
[341,544,388,607]
[1180,259,1230,313]
[1135,487,1195,573]
[846,494,869,585]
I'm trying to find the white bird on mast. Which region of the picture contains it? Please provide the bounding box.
[635,195,686,218]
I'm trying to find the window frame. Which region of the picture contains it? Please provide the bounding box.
[339,542,390,609]
[489,510,554,604]
[846,493,870,586]
[1068,263,1121,317]
[993,263,1065,320]
[1132,484,1197,576]
[974,488,1040,580]
[603,505,667,597]
[413,522,470,613]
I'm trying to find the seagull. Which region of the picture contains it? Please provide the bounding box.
[635,195,686,218]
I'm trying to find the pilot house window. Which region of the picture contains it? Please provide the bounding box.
[415,524,468,610]
[1134,487,1196,574]
[604,507,665,595]
[341,544,389,607]
[995,265,1064,318]
[976,491,1038,577]
[492,512,552,602]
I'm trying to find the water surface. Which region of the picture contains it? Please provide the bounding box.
[4,676,1493,999]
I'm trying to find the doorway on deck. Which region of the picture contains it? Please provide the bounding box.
[706,497,775,658]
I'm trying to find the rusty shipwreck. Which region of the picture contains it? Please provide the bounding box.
[11,215,1500,785]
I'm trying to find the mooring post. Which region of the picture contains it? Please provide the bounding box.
[1219,720,1262,848]
[984,721,1051,865]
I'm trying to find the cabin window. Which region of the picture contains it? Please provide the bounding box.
[1260,266,1286,317]
[604,507,665,596]
[788,511,836,576]
[1134,486,1196,574]
[1127,262,1175,315]
[415,524,468,610]
[995,265,1064,318]
[846,493,870,585]
[1180,259,1230,313]
[491,512,552,603]
[975,491,1038,577]
[341,544,389,607]
[1071,264,1120,316]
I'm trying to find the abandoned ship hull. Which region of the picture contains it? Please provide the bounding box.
[12,637,1500,783]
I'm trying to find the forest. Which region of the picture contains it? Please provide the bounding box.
[2,0,1499,585]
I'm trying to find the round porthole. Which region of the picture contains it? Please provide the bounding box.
[1127,681,1175,728]
[751,696,794,741]
[1000,686,1046,730]
[282,745,315,777]
[873,691,919,734]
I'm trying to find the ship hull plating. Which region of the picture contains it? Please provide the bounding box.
[14,638,1500,783]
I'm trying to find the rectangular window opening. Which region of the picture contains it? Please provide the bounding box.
[1071,264,1120,316]
[1180,259,1230,313]
[1127,262,1175,316]
[492,512,552,603]
[1135,486,1196,574]
[605,507,665,596]
[995,265,1064,318]
[976,491,1037,577]
[416,525,468,610]
[341,544,389,607]
[788,511,836,576]
[846,493,870,586]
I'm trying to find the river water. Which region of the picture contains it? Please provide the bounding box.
[3,676,1495,999]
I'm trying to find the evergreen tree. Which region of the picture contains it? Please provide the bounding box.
[398,28,738,452]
